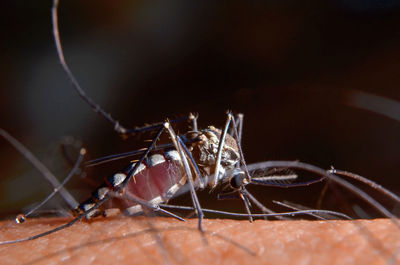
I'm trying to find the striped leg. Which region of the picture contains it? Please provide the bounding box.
[213,113,255,222]
[0,125,169,245]
[163,121,205,232]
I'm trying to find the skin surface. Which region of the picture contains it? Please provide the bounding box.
[0,217,399,265]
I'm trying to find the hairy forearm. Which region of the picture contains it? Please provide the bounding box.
[1,217,399,265]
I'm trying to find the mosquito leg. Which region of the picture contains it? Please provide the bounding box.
[0,126,167,245]
[247,161,400,227]
[235,113,244,147]
[119,126,165,189]
[273,200,329,221]
[77,126,165,218]
[229,113,244,144]
[159,204,352,220]
[189,113,198,132]
[177,137,205,189]
[58,136,83,169]
[52,0,127,134]
[53,0,188,138]
[85,143,184,168]
[164,121,204,232]
[0,196,106,246]
[21,148,86,221]
[123,116,190,136]
[212,113,232,188]
[230,114,250,180]
[0,128,78,210]
[238,190,254,222]
[176,137,205,232]
[329,168,400,205]
[109,191,185,221]
[215,112,253,221]
[242,188,289,220]
[0,146,84,234]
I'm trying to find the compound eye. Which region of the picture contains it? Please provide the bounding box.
[229,170,246,189]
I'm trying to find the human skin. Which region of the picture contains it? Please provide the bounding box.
[0,217,399,265]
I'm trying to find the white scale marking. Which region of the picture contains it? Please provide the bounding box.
[111,173,127,186]
[147,154,165,167]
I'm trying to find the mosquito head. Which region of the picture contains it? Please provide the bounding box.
[186,126,240,187]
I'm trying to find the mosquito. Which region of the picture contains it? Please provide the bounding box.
[50,0,400,231]
[1,1,400,260]
[0,117,352,245]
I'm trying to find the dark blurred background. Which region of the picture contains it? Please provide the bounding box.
[1,0,400,218]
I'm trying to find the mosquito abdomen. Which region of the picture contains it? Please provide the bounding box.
[74,150,187,218]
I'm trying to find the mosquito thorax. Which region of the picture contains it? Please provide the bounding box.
[186,126,240,186]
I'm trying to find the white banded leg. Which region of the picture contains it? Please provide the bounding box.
[212,113,233,188]
[214,112,256,222]
[163,121,205,232]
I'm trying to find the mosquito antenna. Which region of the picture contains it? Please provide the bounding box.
[0,128,78,210]
[51,0,127,134]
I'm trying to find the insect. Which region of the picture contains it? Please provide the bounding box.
[1,1,400,264]
[3,0,397,232]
